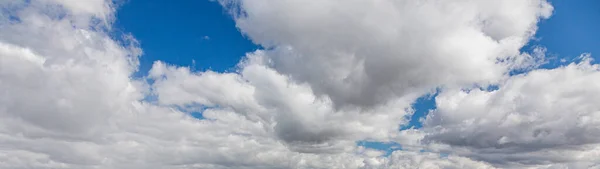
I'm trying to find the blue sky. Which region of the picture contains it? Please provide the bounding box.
[115,0,600,155]
[526,0,600,69]
[114,0,258,75]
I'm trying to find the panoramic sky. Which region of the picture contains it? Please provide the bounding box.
[1,0,600,168]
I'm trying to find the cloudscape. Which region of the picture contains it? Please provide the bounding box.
[1,0,599,168]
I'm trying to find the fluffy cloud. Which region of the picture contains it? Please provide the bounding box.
[221,0,553,108]
[4,0,599,168]
[0,1,378,168]
[0,0,484,168]
[149,52,414,153]
[424,55,600,167]
[0,0,141,139]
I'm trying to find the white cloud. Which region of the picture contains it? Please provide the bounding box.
[0,0,479,168]
[5,0,599,168]
[220,0,553,108]
[424,55,600,166]
[149,52,414,153]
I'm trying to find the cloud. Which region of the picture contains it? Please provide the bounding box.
[0,0,141,138]
[381,151,497,169]
[4,0,599,168]
[0,0,472,168]
[220,0,553,108]
[149,52,414,153]
[423,55,600,166]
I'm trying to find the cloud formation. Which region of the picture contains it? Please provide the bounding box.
[221,0,552,108]
[424,55,600,167]
[1,0,599,168]
[149,52,414,153]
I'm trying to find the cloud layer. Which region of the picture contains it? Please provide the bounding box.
[1,0,599,168]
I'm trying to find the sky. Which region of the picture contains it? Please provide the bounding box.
[1,0,600,168]
[115,0,600,152]
[114,0,258,75]
[115,0,600,73]
[527,0,600,68]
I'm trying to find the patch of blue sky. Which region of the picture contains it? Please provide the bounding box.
[174,103,220,120]
[113,0,258,77]
[401,91,438,130]
[522,0,600,70]
[357,141,403,157]
[190,111,206,120]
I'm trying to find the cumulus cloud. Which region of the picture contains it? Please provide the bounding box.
[149,52,414,153]
[0,0,475,168]
[424,55,600,166]
[0,1,389,168]
[0,0,141,138]
[4,0,599,168]
[221,0,553,108]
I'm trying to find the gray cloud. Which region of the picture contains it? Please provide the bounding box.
[149,53,413,153]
